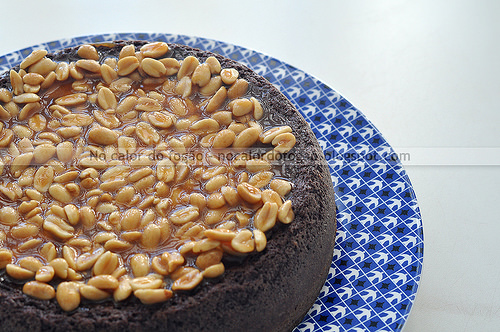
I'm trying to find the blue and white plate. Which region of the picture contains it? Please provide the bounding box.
[0,33,424,332]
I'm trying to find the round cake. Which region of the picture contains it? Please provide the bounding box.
[0,41,336,332]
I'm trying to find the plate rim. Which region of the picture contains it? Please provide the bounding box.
[0,32,424,332]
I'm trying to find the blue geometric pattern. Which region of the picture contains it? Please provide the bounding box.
[0,33,424,332]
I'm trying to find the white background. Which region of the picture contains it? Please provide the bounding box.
[1,1,499,331]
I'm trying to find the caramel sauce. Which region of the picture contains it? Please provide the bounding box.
[0,43,295,307]
[1,71,271,274]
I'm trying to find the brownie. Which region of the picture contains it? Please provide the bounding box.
[0,41,336,332]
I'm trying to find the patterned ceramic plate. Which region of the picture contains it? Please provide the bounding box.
[0,33,424,332]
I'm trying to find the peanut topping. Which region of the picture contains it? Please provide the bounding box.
[0,42,296,310]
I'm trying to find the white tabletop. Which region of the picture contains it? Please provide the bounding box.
[1,0,499,331]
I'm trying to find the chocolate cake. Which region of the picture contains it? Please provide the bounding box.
[0,41,336,332]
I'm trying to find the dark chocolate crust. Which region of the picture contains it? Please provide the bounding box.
[0,41,336,332]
